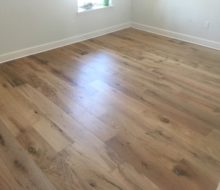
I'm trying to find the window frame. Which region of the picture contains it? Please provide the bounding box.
[77,0,113,13]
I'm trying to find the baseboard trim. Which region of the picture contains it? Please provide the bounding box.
[0,22,131,64]
[132,22,220,51]
[1,21,219,64]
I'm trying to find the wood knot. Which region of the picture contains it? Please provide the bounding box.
[89,181,97,188]
[80,51,88,55]
[173,166,188,177]
[159,116,170,124]
[142,161,149,169]
[28,146,37,154]
[0,134,5,146]
[2,83,8,88]
[14,160,26,171]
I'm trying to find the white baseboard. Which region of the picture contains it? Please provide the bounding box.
[0,22,131,64]
[132,22,220,51]
[1,21,219,64]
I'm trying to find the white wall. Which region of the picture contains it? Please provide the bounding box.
[0,0,131,55]
[132,0,220,43]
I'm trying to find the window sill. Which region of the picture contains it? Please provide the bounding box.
[77,5,113,14]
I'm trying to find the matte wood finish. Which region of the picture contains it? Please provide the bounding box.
[0,28,220,190]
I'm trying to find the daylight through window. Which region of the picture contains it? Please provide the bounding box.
[78,0,111,12]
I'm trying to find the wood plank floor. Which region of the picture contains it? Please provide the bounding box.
[0,28,220,190]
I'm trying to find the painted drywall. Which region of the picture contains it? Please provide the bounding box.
[0,0,131,55]
[132,0,220,43]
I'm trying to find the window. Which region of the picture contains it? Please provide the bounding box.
[78,0,112,13]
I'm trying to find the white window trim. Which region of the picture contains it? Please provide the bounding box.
[77,0,113,14]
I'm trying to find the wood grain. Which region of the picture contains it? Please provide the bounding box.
[0,28,220,190]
